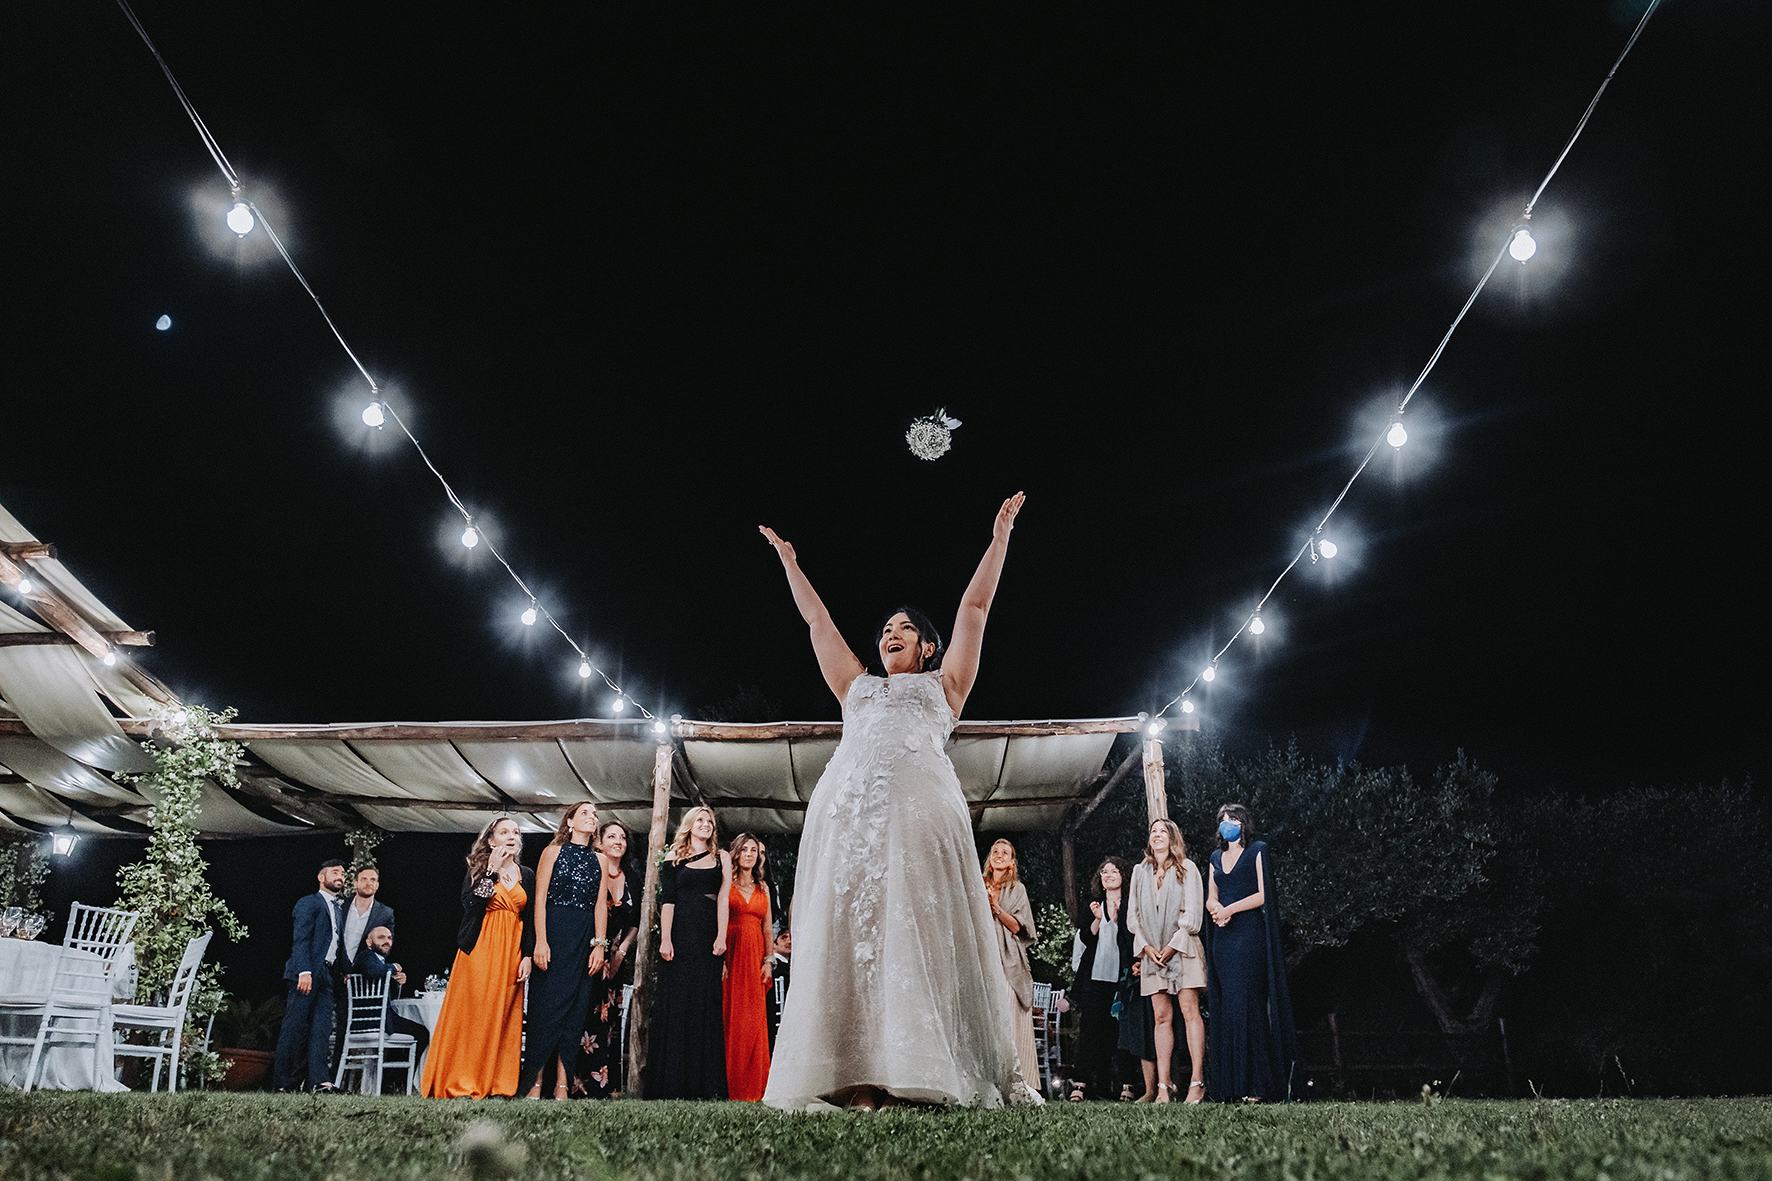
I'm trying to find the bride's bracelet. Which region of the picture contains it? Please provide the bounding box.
[590,937,610,948]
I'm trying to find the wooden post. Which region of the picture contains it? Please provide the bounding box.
[626,741,673,1095]
[1329,1010,1346,1091]
[1142,737,1167,824]
[1498,1016,1517,1097]
[1060,823,1078,922]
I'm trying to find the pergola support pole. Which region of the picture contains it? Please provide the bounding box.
[626,741,673,1096]
[1143,737,1167,824]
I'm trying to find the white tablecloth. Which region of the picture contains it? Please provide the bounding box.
[389,992,446,1080]
[0,939,133,1091]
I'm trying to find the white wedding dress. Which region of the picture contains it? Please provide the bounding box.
[763,670,1033,1109]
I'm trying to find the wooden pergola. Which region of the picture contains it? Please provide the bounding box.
[1,499,1198,1091]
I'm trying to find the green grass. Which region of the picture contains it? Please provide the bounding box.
[2,1093,1770,1181]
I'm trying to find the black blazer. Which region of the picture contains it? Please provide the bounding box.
[454,866,537,958]
[1076,890,1135,983]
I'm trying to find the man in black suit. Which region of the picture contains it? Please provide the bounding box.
[352,926,431,1073]
[331,864,395,1073]
[273,858,346,1092]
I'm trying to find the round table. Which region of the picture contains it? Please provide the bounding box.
[389,992,445,1080]
[0,938,133,1091]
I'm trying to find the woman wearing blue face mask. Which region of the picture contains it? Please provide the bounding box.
[1202,803,1299,1102]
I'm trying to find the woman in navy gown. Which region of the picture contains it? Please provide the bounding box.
[1203,803,1299,1102]
[522,802,607,1098]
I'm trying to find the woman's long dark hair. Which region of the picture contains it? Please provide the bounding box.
[1215,802,1257,851]
[873,606,945,674]
[1090,856,1133,899]
[467,815,521,879]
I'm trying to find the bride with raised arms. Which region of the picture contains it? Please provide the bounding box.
[757,492,1037,1110]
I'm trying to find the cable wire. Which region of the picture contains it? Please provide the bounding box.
[115,0,654,720]
[1154,5,1661,720]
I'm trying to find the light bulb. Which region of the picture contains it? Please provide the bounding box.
[1146,720,1166,736]
[15,578,32,595]
[52,830,80,857]
[155,315,172,331]
[1202,665,1216,683]
[1509,227,1537,262]
[226,200,255,236]
[652,719,668,734]
[1249,615,1265,635]
[102,650,117,666]
[1319,539,1338,558]
[1181,700,1195,714]
[1387,422,1408,448]
[461,525,479,549]
[578,659,593,679]
[521,605,538,626]
[362,402,385,428]
[611,696,626,713]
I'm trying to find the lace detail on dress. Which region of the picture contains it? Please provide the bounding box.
[765,670,1027,1110]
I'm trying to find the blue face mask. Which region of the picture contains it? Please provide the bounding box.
[1218,820,1243,843]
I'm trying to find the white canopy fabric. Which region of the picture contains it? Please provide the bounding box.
[0,495,1139,838]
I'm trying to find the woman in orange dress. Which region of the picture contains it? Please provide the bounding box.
[421,816,535,1098]
[722,832,774,1101]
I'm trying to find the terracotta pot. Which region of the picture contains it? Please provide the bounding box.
[219,1048,274,1092]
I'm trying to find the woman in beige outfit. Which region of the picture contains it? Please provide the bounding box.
[1127,818,1205,1103]
[984,839,1041,1091]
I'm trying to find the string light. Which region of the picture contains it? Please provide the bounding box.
[15,578,32,595]
[1146,718,1167,736]
[1150,2,1661,723]
[652,719,668,735]
[1248,614,1264,635]
[361,401,385,428]
[102,649,118,666]
[225,199,254,236]
[1201,665,1216,683]
[155,314,172,331]
[577,659,593,679]
[521,604,538,626]
[460,525,480,549]
[1181,700,1195,714]
[611,696,626,713]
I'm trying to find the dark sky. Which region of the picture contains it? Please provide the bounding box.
[5,0,1767,799]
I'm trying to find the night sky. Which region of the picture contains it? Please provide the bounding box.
[5,3,1766,803]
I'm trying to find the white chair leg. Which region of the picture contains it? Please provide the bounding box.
[23,1029,49,1093]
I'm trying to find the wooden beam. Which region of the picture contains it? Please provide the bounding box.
[673,717,1142,741]
[670,747,709,809]
[628,742,673,1097]
[303,795,671,813]
[219,719,660,742]
[0,553,111,658]
[1143,737,1168,823]
[0,543,56,561]
[0,630,155,648]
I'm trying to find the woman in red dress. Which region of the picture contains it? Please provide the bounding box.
[722,832,774,1101]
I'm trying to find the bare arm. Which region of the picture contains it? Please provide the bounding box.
[942,493,1025,718]
[532,845,559,970]
[760,527,866,704]
[713,850,733,957]
[1218,851,1267,919]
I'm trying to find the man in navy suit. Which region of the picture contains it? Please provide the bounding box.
[330,864,395,1074]
[273,858,346,1092]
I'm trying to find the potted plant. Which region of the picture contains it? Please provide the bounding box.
[213,994,284,1091]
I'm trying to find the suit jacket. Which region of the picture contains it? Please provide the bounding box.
[455,866,536,958]
[337,897,396,966]
[351,946,405,1032]
[283,891,342,982]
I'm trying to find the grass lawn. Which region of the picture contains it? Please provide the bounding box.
[2,1093,1770,1181]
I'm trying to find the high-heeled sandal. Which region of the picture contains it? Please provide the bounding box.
[1186,1080,1206,1105]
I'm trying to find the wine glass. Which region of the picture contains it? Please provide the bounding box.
[19,914,46,940]
[0,907,21,938]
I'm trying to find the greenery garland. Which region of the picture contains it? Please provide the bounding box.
[0,831,50,916]
[345,824,387,880]
[116,704,250,1084]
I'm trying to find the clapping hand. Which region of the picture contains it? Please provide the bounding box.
[758,526,796,564]
[992,492,1026,543]
[1089,901,1103,921]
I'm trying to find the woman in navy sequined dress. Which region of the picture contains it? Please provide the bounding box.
[521,802,608,1098]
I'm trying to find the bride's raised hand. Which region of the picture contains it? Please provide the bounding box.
[992,492,1026,543]
[758,526,797,565]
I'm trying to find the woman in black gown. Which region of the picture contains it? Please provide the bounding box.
[1202,803,1299,1102]
[644,805,731,1099]
[1072,857,1136,1100]
[574,820,638,1098]
[522,802,607,1098]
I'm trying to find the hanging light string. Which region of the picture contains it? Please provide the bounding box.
[1153,0,1661,724]
[114,0,653,720]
